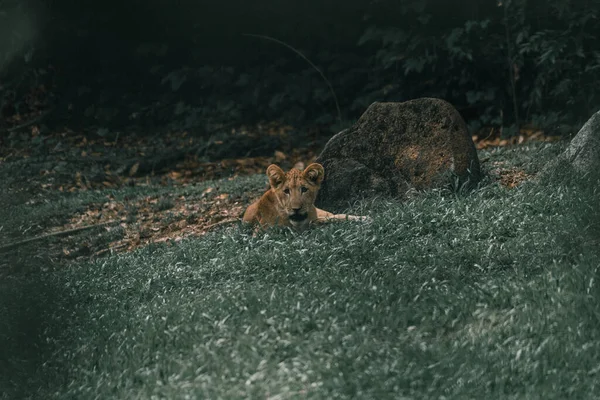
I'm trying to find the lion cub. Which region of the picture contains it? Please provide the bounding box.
[243,163,371,231]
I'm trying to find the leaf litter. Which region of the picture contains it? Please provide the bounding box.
[2,120,560,262]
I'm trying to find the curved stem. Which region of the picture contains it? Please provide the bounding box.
[243,33,342,124]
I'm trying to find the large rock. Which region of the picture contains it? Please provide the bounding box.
[315,98,481,211]
[541,110,600,178]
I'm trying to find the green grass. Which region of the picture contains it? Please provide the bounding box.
[2,142,600,399]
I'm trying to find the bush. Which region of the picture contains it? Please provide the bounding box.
[356,0,600,134]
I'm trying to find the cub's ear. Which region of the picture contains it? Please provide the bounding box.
[266,164,286,189]
[303,163,324,186]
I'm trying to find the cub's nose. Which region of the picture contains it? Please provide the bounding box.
[292,207,302,213]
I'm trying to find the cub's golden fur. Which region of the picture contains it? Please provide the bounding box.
[242,163,370,230]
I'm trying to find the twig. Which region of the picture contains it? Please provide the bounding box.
[0,220,119,252]
[203,218,240,233]
[242,33,342,125]
[93,242,128,258]
[482,127,495,142]
[3,109,52,134]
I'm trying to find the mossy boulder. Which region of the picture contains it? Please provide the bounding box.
[316,98,481,211]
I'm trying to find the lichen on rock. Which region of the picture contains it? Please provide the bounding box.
[316,98,481,212]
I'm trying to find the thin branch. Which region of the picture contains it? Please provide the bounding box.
[203,218,240,233]
[243,33,342,125]
[3,109,53,134]
[0,221,119,252]
[93,243,128,258]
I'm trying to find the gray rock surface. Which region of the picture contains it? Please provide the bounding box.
[560,111,600,172]
[315,98,481,212]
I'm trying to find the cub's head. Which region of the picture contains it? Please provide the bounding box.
[266,163,324,225]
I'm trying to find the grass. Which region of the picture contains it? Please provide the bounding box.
[1,141,600,399]
[0,170,267,274]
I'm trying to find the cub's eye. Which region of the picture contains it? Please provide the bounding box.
[283,188,290,195]
[300,186,308,193]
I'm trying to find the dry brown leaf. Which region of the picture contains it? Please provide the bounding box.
[274,150,286,162]
[129,162,140,176]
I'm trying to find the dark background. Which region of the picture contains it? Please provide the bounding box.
[1,0,599,140]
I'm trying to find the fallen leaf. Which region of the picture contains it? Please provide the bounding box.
[274,150,286,162]
[129,162,140,176]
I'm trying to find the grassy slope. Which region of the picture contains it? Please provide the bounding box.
[2,141,600,399]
